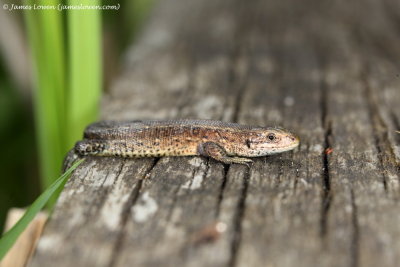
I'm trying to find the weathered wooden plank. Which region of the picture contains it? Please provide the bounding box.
[316,9,400,266]
[111,0,251,265]
[30,0,248,266]
[103,0,239,121]
[30,157,154,266]
[233,2,327,265]
[29,0,400,266]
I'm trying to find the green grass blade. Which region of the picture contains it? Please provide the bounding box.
[67,0,102,148]
[0,159,84,261]
[24,0,67,191]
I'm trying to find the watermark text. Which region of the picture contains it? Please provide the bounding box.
[3,3,120,12]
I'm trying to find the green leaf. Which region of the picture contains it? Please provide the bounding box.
[0,159,84,260]
[67,0,101,148]
[24,0,67,192]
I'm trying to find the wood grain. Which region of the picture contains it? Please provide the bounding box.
[29,0,400,266]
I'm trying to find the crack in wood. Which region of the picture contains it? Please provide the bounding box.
[320,78,333,238]
[107,158,159,267]
[350,189,360,267]
[215,164,230,218]
[370,129,389,192]
[228,167,250,267]
[320,122,332,238]
[361,70,397,192]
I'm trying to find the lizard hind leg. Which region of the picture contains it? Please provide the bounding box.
[198,142,253,165]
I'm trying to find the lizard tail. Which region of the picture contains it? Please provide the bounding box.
[75,140,106,156]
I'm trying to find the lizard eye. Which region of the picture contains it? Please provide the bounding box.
[267,133,276,141]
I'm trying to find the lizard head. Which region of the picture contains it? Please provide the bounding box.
[244,127,299,156]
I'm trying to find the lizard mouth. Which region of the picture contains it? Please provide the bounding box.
[277,135,300,152]
[287,136,300,150]
[290,136,300,147]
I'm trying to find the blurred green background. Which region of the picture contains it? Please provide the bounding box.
[0,0,155,230]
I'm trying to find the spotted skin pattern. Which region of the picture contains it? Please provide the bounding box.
[75,119,300,165]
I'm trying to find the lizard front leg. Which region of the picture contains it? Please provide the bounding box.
[198,142,253,165]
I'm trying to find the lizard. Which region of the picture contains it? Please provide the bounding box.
[73,119,300,165]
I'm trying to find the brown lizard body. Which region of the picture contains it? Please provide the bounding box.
[75,119,299,164]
